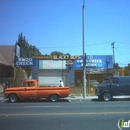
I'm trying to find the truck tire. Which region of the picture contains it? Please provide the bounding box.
[9,94,19,103]
[49,94,59,102]
[102,92,112,101]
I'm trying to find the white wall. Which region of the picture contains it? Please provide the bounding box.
[38,70,67,86]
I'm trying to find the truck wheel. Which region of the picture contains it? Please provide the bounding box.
[9,94,19,103]
[102,93,112,101]
[49,94,59,102]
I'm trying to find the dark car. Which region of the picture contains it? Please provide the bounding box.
[96,76,130,101]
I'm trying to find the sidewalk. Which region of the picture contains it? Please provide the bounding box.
[66,95,98,101]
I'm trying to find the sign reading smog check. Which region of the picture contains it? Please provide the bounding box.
[15,57,34,66]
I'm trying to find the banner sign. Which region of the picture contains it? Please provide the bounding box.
[75,55,113,69]
[39,60,66,69]
[15,57,34,66]
[33,55,80,60]
[16,45,20,57]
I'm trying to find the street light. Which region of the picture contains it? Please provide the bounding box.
[82,0,86,98]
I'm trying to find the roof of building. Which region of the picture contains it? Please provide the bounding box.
[0,45,15,66]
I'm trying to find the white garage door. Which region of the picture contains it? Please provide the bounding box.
[38,70,66,86]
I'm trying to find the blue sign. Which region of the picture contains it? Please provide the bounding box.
[15,57,34,66]
[75,55,113,69]
[16,45,20,57]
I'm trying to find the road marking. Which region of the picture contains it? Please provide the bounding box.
[0,111,130,116]
[24,106,61,108]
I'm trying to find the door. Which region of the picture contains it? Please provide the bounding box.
[118,77,130,95]
[110,78,120,96]
[23,82,37,98]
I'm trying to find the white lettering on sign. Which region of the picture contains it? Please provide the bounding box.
[76,59,102,67]
[16,58,33,66]
[87,55,93,59]
[88,59,102,63]
[18,58,33,62]
[86,63,97,67]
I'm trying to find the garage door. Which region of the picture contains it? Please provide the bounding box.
[38,70,66,86]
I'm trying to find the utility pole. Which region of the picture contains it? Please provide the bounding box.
[111,42,115,65]
[111,42,116,75]
[82,0,86,98]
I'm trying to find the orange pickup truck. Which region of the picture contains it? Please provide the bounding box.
[4,79,70,103]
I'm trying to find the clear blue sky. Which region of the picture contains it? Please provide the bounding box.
[0,0,130,67]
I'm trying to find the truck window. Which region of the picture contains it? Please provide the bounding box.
[101,78,109,85]
[27,82,34,87]
[111,78,118,83]
[23,82,34,87]
[23,82,27,86]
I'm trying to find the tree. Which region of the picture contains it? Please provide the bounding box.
[8,67,26,86]
[50,51,64,56]
[15,33,42,78]
[16,33,42,57]
[14,67,26,86]
[114,63,120,69]
[124,63,130,76]
[50,51,70,56]
[30,44,42,56]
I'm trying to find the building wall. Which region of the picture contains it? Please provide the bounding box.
[38,70,68,86]
[0,65,14,83]
[32,59,69,86]
[32,55,113,86]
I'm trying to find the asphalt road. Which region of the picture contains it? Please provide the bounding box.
[0,99,130,130]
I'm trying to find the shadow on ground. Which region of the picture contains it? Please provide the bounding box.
[91,98,130,102]
[4,98,69,103]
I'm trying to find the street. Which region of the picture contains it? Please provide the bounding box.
[0,99,130,130]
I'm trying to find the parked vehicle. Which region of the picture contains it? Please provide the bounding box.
[4,79,70,103]
[96,76,130,101]
[90,80,99,88]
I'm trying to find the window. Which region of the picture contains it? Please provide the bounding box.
[23,82,34,87]
[27,82,34,87]
[101,78,109,85]
[111,78,118,83]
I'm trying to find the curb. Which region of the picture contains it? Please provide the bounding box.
[65,95,98,101]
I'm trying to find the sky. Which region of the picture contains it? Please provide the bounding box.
[0,0,130,67]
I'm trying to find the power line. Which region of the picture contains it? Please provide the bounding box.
[115,41,130,44]
[115,47,130,61]
[87,42,112,46]
[38,42,130,49]
[38,42,112,49]
[38,45,82,48]
[39,42,130,49]
[116,47,130,50]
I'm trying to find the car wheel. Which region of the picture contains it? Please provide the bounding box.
[102,93,112,101]
[9,94,19,103]
[49,94,59,102]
